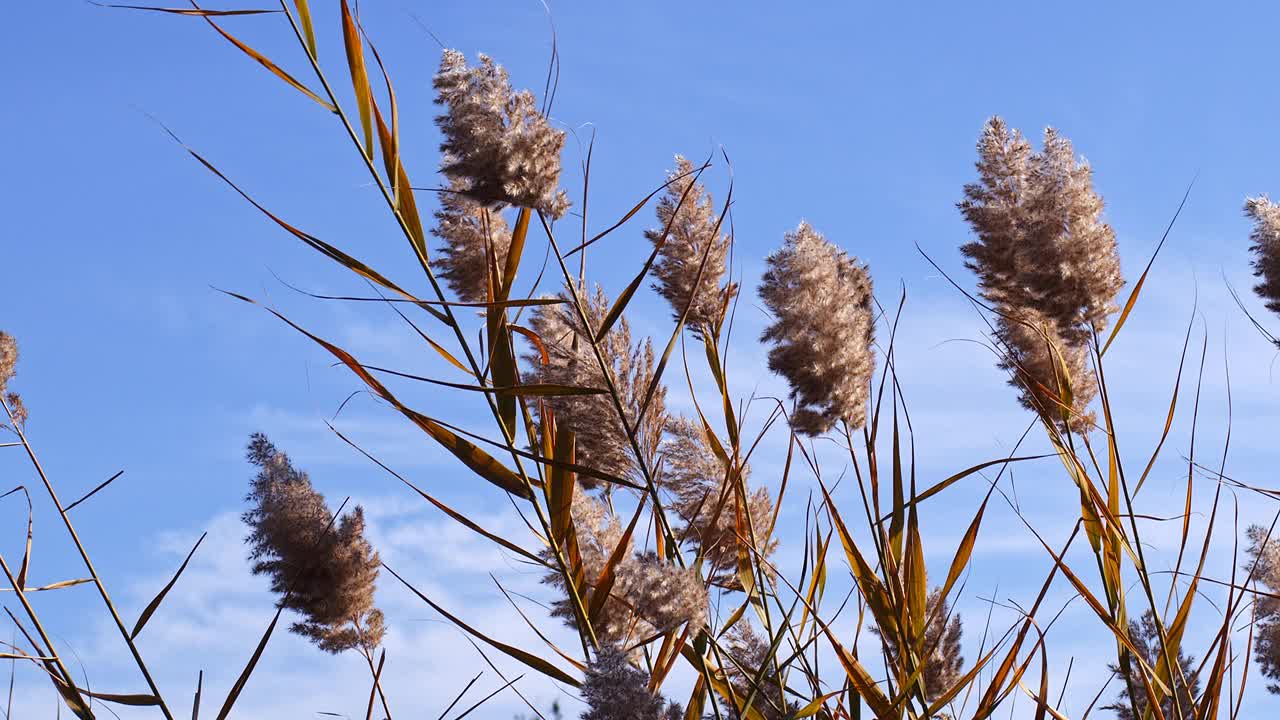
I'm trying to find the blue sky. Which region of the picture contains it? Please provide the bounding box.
[4,1,1280,717]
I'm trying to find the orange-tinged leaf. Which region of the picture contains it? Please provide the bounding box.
[197,10,334,111]
[339,0,373,156]
[223,291,534,500]
[292,0,317,58]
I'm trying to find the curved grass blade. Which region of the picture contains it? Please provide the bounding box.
[192,4,334,111]
[64,471,124,513]
[385,564,580,687]
[76,689,161,707]
[131,532,207,639]
[222,290,535,500]
[90,2,277,14]
[1100,179,1193,357]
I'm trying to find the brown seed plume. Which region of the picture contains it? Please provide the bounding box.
[959,118,1123,430]
[242,434,384,654]
[1245,195,1280,317]
[645,156,736,335]
[430,175,512,303]
[433,50,569,218]
[759,222,875,436]
[524,284,666,488]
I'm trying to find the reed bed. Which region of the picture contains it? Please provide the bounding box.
[4,3,1280,719]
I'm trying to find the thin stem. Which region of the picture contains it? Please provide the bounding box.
[2,396,173,719]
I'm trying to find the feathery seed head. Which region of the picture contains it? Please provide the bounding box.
[0,332,26,430]
[431,175,512,303]
[1245,524,1280,693]
[525,284,666,487]
[995,308,1098,432]
[580,644,683,720]
[960,118,1123,346]
[759,222,876,436]
[660,417,775,589]
[1103,610,1201,720]
[1245,195,1280,318]
[645,156,736,335]
[242,434,384,653]
[433,50,569,217]
[871,588,964,703]
[545,493,706,646]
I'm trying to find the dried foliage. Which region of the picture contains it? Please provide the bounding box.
[759,221,876,435]
[645,155,736,335]
[433,49,569,218]
[1102,610,1201,720]
[1244,195,1280,317]
[525,283,666,487]
[242,434,385,654]
[40,7,1280,720]
[959,118,1124,430]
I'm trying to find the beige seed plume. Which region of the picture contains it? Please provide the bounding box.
[723,622,793,720]
[1245,524,1280,693]
[660,417,775,589]
[430,175,512,303]
[870,588,964,703]
[524,283,666,488]
[759,222,876,436]
[959,118,1123,346]
[580,644,684,720]
[996,309,1098,431]
[242,434,384,654]
[544,492,707,647]
[0,332,27,430]
[959,118,1123,430]
[645,156,736,335]
[1245,195,1280,317]
[433,50,569,218]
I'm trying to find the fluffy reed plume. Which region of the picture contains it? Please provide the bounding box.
[645,156,736,335]
[759,222,875,436]
[959,118,1122,344]
[723,623,795,720]
[1244,195,1280,317]
[580,644,683,720]
[0,331,27,430]
[430,175,512,303]
[959,118,1123,430]
[525,284,666,487]
[433,50,569,218]
[1102,610,1201,720]
[545,493,707,646]
[1245,524,1280,693]
[242,434,384,654]
[660,417,775,588]
[996,308,1099,431]
[871,588,964,703]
